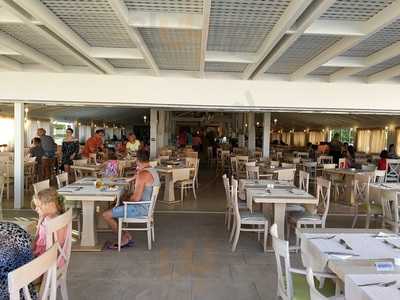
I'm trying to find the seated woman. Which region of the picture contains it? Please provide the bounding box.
[378,150,388,170]
[0,222,36,300]
[102,149,160,248]
[343,145,356,168]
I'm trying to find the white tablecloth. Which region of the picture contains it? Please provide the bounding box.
[345,274,400,300]
[301,233,400,273]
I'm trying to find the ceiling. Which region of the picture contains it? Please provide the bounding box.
[0,0,399,83]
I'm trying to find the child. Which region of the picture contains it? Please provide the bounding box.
[32,188,67,267]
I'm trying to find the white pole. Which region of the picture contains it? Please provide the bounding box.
[238,112,245,147]
[150,109,158,159]
[248,112,255,152]
[164,111,169,146]
[14,102,24,209]
[263,112,271,158]
[158,110,165,150]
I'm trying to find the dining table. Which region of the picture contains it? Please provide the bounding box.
[247,182,318,238]
[156,164,195,204]
[58,183,125,251]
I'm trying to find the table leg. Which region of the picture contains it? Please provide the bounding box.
[345,175,354,205]
[163,174,175,203]
[274,203,287,239]
[80,201,97,247]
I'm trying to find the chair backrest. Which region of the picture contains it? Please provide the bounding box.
[338,158,346,169]
[185,157,197,168]
[222,174,231,208]
[33,179,50,197]
[386,159,400,182]
[282,163,295,169]
[236,156,249,177]
[73,159,88,166]
[246,166,260,180]
[88,153,97,164]
[306,268,329,300]
[317,156,333,164]
[147,186,160,218]
[186,151,198,159]
[277,169,296,184]
[245,161,256,167]
[0,175,4,201]
[270,160,280,167]
[316,177,331,227]
[322,163,336,170]
[298,170,309,192]
[373,170,386,183]
[172,168,191,182]
[56,172,69,188]
[8,244,58,300]
[353,174,370,206]
[45,209,73,278]
[292,157,301,164]
[230,178,241,225]
[270,223,293,300]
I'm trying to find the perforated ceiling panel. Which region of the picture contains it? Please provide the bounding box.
[344,19,400,57]
[124,0,203,13]
[0,24,86,66]
[4,54,37,65]
[321,0,394,21]
[107,58,150,69]
[310,66,341,76]
[266,35,341,74]
[139,28,201,71]
[205,62,248,72]
[355,54,400,76]
[40,0,136,48]
[207,0,291,52]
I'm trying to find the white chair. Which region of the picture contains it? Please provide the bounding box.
[352,174,381,228]
[374,170,386,183]
[72,159,89,180]
[33,179,50,197]
[318,156,333,164]
[175,164,197,201]
[288,177,331,249]
[322,164,336,170]
[118,186,160,251]
[277,168,296,185]
[236,156,249,179]
[270,224,339,300]
[8,244,58,300]
[45,209,73,300]
[286,171,309,214]
[381,192,400,233]
[292,157,301,164]
[386,159,400,182]
[282,163,295,169]
[56,172,69,188]
[306,268,344,300]
[270,160,280,167]
[229,178,269,252]
[230,157,237,178]
[0,175,4,205]
[246,165,260,180]
[222,174,247,231]
[0,157,13,201]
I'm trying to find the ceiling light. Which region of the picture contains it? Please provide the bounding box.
[24,108,29,113]
[273,118,278,124]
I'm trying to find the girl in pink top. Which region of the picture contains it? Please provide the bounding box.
[32,188,68,267]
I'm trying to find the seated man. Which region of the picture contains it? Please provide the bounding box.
[102,149,160,248]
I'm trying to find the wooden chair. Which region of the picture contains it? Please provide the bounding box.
[386,159,400,182]
[229,178,269,252]
[381,192,400,233]
[45,209,73,300]
[286,171,309,214]
[288,177,331,249]
[0,175,4,205]
[318,156,333,164]
[56,172,69,188]
[277,168,296,185]
[0,157,13,201]
[8,244,58,300]
[373,170,386,183]
[322,164,336,170]
[118,186,160,251]
[24,162,36,192]
[352,174,382,228]
[270,224,339,300]
[230,157,237,178]
[173,168,192,202]
[222,174,247,231]
[177,159,199,200]
[236,156,249,179]
[72,159,89,180]
[33,179,50,197]
[270,160,280,167]
[306,268,344,300]
[246,165,260,180]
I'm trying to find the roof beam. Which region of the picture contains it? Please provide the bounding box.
[330,40,400,81]
[128,11,203,30]
[12,0,115,74]
[0,44,19,55]
[205,51,256,64]
[367,64,400,83]
[0,55,22,70]
[251,0,337,80]
[290,0,400,80]
[199,0,211,76]
[323,56,366,68]
[243,0,313,80]
[90,47,143,59]
[108,0,159,76]
[0,31,63,71]
[291,19,365,36]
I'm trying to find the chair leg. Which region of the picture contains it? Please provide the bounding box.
[263,222,268,252]
[352,204,359,228]
[60,274,69,300]
[118,219,122,252]
[147,227,152,250]
[232,224,241,252]
[181,185,184,202]
[192,183,197,200]
[365,210,371,229]
[295,223,302,250]
[152,225,155,242]
[257,225,261,241]
[229,220,236,242]
[227,208,232,231]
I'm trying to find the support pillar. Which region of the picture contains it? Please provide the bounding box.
[158,110,165,150]
[263,112,271,158]
[14,102,24,209]
[150,109,158,159]
[164,111,169,146]
[248,112,256,153]
[238,112,245,147]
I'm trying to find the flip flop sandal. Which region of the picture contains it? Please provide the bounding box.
[105,240,134,250]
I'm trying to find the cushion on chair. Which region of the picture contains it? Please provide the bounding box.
[291,273,336,300]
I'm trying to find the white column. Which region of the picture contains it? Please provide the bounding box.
[14,102,24,209]
[248,112,255,152]
[164,111,169,146]
[263,112,271,158]
[150,109,158,159]
[158,110,165,150]
[238,112,245,147]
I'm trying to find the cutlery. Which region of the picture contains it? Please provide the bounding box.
[359,280,397,287]
[308,235,336,240]
[324,251,359,256]
[338,238,353,250]
[383,239,400,249]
